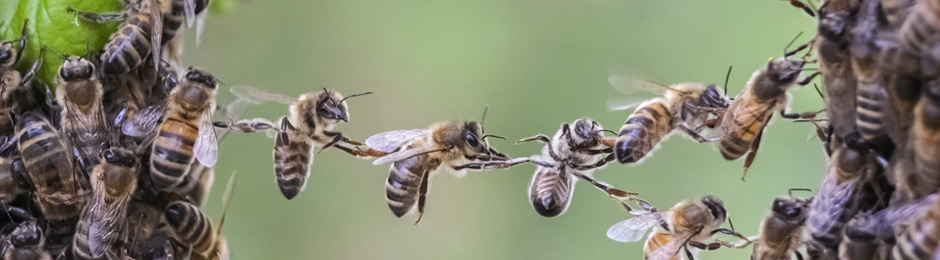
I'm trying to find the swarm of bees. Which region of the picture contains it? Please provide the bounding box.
[5,0,940,258]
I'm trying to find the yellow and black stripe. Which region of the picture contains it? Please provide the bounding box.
[165,201,214,254]
[615,101,673,163]
[150,117,198,190]
[528,167,573,217]
[273,119,313,200]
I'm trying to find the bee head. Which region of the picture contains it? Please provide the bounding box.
[568,118,602,148]
[185,68,217,89]
[457,121,507,160]
[771,198,807,221]
[316,89,350,123]
[766,57,804,85]
[10,222,40,247]
[818,10,849,40]
[58,56,95,82]
[700,195,727,223]
[700,84,729,109]
[0,43,13,66]
[100,148,139,168]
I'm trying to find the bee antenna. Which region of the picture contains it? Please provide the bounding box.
[339,91,373,103]
[784,31,807,57]
[788,188,813,198]
[814,83,825,101]
[596,129,618,135]
[482,134,506,140]
[723,65,732,94]
[728,217,736,232]
[42,45,69,60]
[480,104,489,125]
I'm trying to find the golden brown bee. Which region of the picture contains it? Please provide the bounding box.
[750,190,811,260]
[165,173,233,260]
[138,68,218,191]
[367,118,523,224]
[56,56,109,174]
[72,148,139,259]
[2,219,51,260]
[517,118,636,217]
[607,196,747,260]
[717,54,819,180]
[849,0,892,149]
[608,77,729,164]
[70,0,163,75]
[891,195,940,259]
[229,85,377,199]
[15,111,86,221]
[905,83,940,199]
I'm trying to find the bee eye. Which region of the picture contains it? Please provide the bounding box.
[465,132,479,147]
[0,50,10,64]
[102,150,116,162]
[785,207,802,218]
[12,231,39,246]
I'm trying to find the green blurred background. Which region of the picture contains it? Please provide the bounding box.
[52,0,830,259]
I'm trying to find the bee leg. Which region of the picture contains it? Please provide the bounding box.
[452,158,529,170]
[678,125,719,143]
[15,20,27,63]
[741,127,766,181]
[779,108,825,119]
[795,251,804,260]
[414,169,430,225]
[318,131,348,153]
[579,148,613,155]
[711,228,749,241]
[787,0,815,17]
[517,134,563,161]
[66,7,127,23]
[18,48,42,88]
[684,245,698,260]
[571,171,636,200]
[332,142,389,158]
[798,72,821,86]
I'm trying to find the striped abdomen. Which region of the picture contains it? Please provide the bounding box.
[719,98,772,160]
[614,101,673,163]
[165,201,214,255]
[151,117,199,190]
[527,166,575,217]
[386,154,437,217]
[161,0,184,44]
[892,199,940,259]
[273,119,313,200]
[900,0,940,58]
[911,88,940,198]
[100,13,154,74]
[855,79,887,142]
[0,156,17,203]
[644,233,679,260]
[16,112,83,220]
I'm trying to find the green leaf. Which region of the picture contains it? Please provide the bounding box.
[0,0,122,90]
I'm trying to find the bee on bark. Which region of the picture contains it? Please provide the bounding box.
[607,75,730,164]
[229,85,378,199]
[607,196,748,260]
[516,118,637,217]
[366,112,527,224]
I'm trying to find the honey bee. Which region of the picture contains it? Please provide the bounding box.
[131,68,218,191]
[814,3,859,146]
[229,85,377,199]
[606,196,747,260]
[847,0,897,154]
[160,0,211,45]
[56,56,109,174]
[717,42,820,180]
[0,20,42,136]
[367,116,525,223]
[891,194,940,259]
[70,0,163,75]
[165,173,233,260]
[15,111,86,221]
[906,82,940,199]
[732,189,812,260]
[516,118,636,217]
[2,218,51,260]
[899,0,940,78]
[138,230,176,260]
[839,213,889,260]
[72,148,139,259]
[608,76,730,164]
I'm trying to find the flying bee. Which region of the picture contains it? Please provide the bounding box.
[366,113,527,224]
[69,0,163,75]
[229,85,378,199]
[0,20,42,136]
[516,118,637,217]
[607,74,730,164]
[72,148,139,259]
[606,196,747,260]
[56,56,109,174]
[717,38,820,180]
[122,68,217,191]
[165,173,234,260]
[15,111,86,221]
[2,218,51,260]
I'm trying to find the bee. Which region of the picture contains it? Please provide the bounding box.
[139,230,176,260]
[814,3,859,146]
[2,218,51,260]
[165,173,234,260]
[899,0,940,78]
[839,213,889,260]
[71,148,139,259]
[160,0,211,45]
[516,118,636,217]
[15,111,86,220]
[69,0,163,75]
[0,20,42,136]
[846,0,897,155]
[134,68,218,191]
[56,56,109,174]
[607,76,730,164]
[366,114,526,223]
[717,40,820,180]
[905,82,940,199]
[728,189,811,260]
[229,85,377,199]
[606,196,747,260]
[891,194,940,259]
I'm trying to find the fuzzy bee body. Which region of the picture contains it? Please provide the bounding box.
[16,112,85,221]
[57,57,108,174]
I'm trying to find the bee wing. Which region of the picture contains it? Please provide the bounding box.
[807,167,856,234]
[606,213,661,242]
[89,194,132,258]
[229,85,297,105]
[365,129,430,153]
[183,0,196,27]
[608,75,672,96]
[195,5,208,45]
[608,96,660,112]
[372,147,442,165]
[123,104,167,137]
[646,230,698,260]
[194,111,219,167]
[148,0,163,72]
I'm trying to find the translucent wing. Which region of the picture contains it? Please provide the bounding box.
[148,0,163,72]
[195,111,219,167]
[806,166,856,234]
[608,75,672,96]
[183,0,196,27]
[365,129,430,153]
[229,85,297,105]
[195,8,208,46]
[123,104,166,137]
[646,231,698,260]
[608,97,661,112]
[89,193,131,258]
[373,147,442,165]
[606,213,662,243]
